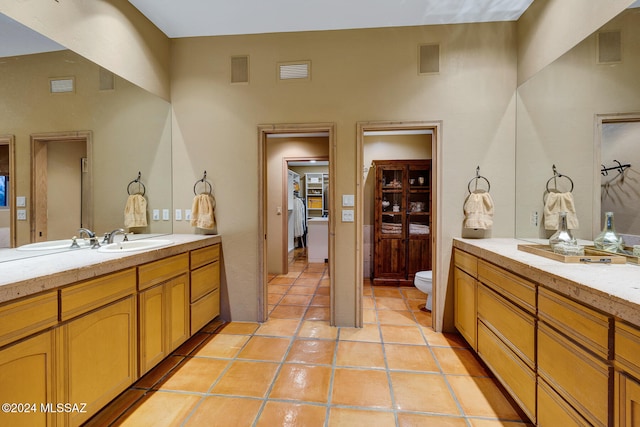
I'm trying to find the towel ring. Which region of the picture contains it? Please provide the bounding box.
[193,171,213,195]
[545,165,574,193]
[467,166,491,193]
[127,172,146,196]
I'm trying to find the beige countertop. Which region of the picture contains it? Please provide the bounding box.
[0,234,221,304]
[454,238,640,327]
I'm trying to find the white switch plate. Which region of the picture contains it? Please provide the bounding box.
[342,194,355,207]
[152,209,160,221]
[185,209,192,221]
[175,209,182,221]
[162,209,170,221]
[16,196,26,207]
[342,209,354,222]
[17,209,27,220]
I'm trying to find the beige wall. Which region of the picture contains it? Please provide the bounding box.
[265,137,329,274]
[170,23,517,328]
[0,0,170,100]
[517,0,634,85]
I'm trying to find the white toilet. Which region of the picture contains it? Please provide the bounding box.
[414,271,432,311]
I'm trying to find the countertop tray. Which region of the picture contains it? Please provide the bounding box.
[517,244,627,264]
[585,246,640,265]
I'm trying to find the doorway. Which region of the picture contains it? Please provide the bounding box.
[0,135,16,248]
[31,131,93,242]
[357,121,441,329]
[258,123,336,323]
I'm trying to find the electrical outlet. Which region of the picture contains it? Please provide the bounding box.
[17,209,27,220]
[185,209,192,221]
[342,209,354,222]
[162,209,170,221]
[530,211,538,226]
[175,209,182,221]
[152,209,160,221]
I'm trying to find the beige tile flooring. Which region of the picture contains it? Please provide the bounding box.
[88,250,533,426]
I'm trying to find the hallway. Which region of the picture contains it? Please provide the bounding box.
[87,250,531,426]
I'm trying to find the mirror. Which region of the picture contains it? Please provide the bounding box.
[515,6,640,246]
[0,14,172,261]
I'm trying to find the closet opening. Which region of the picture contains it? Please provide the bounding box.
[356,121,441,329]
[258,124,336,323]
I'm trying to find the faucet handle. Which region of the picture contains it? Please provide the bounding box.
[70,236,81,249]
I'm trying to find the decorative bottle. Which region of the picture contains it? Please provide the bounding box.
[549,212,576,250]
[594,211,623,253]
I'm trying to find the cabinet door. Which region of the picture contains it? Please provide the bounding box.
[374,238,406,278]
[618,373,640,427]
[57,296,137,427]
[139,284,165,374]
[0,331,55,427]
[167,273,189,352]
[454,267,477,350]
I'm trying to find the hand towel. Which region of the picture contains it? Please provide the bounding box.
[191,193,216,230]
[124,194,148,228]
[463,191,494,230]
[544,192,579,230]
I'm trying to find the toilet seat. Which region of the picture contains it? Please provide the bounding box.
[414,270,432,312]
[415,271,432,281]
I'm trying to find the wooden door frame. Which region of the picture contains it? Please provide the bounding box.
[357,120,441,329]
[258,123,336,324]
[30,131,93,242]
[0,135,16,248]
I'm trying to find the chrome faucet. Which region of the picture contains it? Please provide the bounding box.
[78,228,100,249]
[106,228,128,244]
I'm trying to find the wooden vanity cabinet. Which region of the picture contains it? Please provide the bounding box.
[453,248,478,350]
[615,320,640,427]
[190,244,221,334]
[138,253,190,375]
[56,268,137,427]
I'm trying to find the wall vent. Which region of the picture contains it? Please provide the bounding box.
[597,30,622,64]
[278,61,311,81]
[99,67,115,91]
[49,77,74,94]
[231,55,249,84]
[418,44,440,75]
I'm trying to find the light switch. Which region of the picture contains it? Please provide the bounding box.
[16,196,26,207]
[162,209,170,221]
[342,194,355,207]
[185,209,192,221]
[342,209,354,222]
[175,209,182,221]
[152,209,160,221]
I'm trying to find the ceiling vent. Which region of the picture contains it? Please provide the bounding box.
[418,44,440,75]
[49,77,75,94]
[231,55,249,84]
[99,67,115,91]
[597,30,622,64]
[278,61,311,81]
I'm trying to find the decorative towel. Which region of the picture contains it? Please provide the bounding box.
[124,194,148,228]
[544,192,579,230]
[463,191,494,230]
[191,194,216,230]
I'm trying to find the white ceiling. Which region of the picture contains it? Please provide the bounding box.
[127,0,535,38]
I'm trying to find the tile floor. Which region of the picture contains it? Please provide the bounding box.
[87,250,533,426]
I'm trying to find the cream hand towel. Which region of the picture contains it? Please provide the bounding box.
[190,194,216,230]
[463,191,494,230]
[544,192,579,230]
[124,194,148,228]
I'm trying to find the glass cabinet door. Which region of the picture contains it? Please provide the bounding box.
[379,167,404,236]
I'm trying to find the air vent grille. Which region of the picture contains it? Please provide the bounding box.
[597,30,622,64]
[49,77,74,94]
[278,61,311,81]
[419,44,440,75]
[231,55,249,84]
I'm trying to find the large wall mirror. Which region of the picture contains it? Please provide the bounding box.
[0,13,172,261]
[515,6,640,246]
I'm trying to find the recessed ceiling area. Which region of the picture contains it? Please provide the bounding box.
[127,0,535,38]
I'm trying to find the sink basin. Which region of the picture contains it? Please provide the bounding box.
[97,239,173,253]
[17,239,92,251]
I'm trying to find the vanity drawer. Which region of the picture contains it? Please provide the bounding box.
[538,322,610,427]
[477,321,536,422]
[60,268,137,321]
[191,262,220,303]
[191,288,220,334]
[478,260,535,313]
[537,377,590,427]
[453,248,477,278]
[0,291,58,348]
[538,286,610,359]
[190,244,220,270]
[477,283,535,368]
[138,253,189,291]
